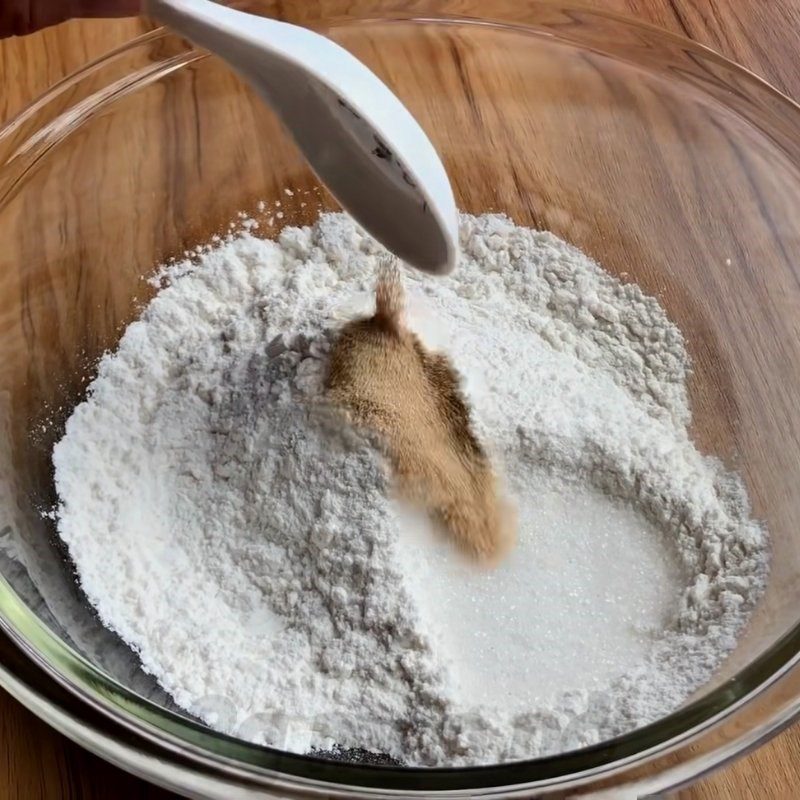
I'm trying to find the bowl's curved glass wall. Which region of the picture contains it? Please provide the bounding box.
[2,0,800,784]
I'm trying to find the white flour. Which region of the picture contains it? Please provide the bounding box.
[52,212,769,766]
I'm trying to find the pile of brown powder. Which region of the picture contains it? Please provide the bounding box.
[327,262,514,562]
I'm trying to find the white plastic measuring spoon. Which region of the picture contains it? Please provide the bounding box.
[146,0,458,275]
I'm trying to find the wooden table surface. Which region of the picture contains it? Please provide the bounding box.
[2,1,800,797]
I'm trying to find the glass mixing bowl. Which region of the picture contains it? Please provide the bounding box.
[2,1,800,796]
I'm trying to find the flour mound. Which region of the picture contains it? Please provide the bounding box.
[52,212,768,766]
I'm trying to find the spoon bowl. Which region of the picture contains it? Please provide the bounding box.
[147,0,458,274]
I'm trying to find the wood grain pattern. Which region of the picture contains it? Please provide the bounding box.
[1,2,800,799]
[0,689,175,800]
